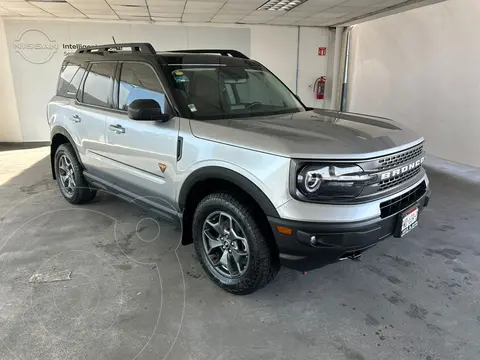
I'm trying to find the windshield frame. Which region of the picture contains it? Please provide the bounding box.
[160,57,307,120]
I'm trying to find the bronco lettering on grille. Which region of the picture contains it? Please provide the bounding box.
[380,157,425,180]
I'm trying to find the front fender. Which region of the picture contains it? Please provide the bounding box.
[178,165,279,217]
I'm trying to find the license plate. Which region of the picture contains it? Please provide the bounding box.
[395,206,419,238]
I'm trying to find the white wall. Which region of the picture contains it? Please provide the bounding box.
[251,25,331,107]
[297,27,330,107]
[250,26,298,94]
[347,0,480,168]
[0,20,22,142]
[0,19,330,142]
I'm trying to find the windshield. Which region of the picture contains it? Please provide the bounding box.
[163,63,305,120]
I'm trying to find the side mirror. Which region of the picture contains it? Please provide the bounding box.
[127,99,170,122]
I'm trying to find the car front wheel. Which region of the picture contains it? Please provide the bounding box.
[192,192,278,295]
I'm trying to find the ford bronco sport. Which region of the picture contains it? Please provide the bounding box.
[48,43,431,294]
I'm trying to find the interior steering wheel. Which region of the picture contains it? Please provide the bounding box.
[247,102,263,109]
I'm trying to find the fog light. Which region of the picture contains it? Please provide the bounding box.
[310,236,316,245]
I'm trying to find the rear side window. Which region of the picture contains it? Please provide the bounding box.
[81,62,116,108]
[57,63,85,98]
[118,62,166,111]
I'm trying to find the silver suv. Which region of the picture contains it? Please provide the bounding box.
[48,43,431,294]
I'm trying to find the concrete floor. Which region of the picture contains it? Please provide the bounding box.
[0,147,479,360]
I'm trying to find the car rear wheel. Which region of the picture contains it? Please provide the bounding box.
[192,192,278,295]
[54,144,96,204]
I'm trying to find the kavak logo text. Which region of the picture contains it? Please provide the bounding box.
[13,28,58,64]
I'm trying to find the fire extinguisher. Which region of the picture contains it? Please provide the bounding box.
[313,76,326,100]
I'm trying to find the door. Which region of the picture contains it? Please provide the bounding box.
[73,61,117,177]
[103,61,179,216]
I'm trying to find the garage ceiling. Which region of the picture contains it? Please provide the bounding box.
[0,0,444,26]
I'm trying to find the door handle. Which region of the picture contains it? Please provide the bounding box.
[109,124,125,134]
[71,114,81,123]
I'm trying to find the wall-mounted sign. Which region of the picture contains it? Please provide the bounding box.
[318,47,327,56]
[12,28,99,63]
[13,28,58,64]
[62,43,98,56]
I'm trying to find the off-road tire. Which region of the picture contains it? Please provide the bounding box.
[192,192,278,295]
[54,143,96,204]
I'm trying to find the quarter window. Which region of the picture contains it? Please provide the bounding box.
[82,62,116,107]
[118,63,166,111]
[66,67,85,98]
[57,63,85,98]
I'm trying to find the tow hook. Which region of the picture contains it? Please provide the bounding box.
[339,251,363,262]
[349,252,362,261]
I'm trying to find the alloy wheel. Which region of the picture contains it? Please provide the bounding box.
[58,154,76,196]
[202,211,250,278]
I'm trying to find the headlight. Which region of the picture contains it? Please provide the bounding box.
[296,164,374,200]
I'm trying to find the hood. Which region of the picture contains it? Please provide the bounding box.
[189,109,423,160]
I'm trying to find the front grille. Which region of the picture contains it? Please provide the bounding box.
[378,166,422,191]
[380,181,426,218]
[377,144,423,171]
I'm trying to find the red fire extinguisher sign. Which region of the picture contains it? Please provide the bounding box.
[318,47,327,56]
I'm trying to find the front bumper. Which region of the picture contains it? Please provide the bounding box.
[268,182,431,271]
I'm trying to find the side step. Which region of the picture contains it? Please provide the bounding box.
[83,171,181,227]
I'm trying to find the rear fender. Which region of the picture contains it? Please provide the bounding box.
[50,126,84,179]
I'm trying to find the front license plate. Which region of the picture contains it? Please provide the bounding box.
[395,206,419,238]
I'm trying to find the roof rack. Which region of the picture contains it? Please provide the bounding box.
[167,49,249,59]
[76,43,156,55]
